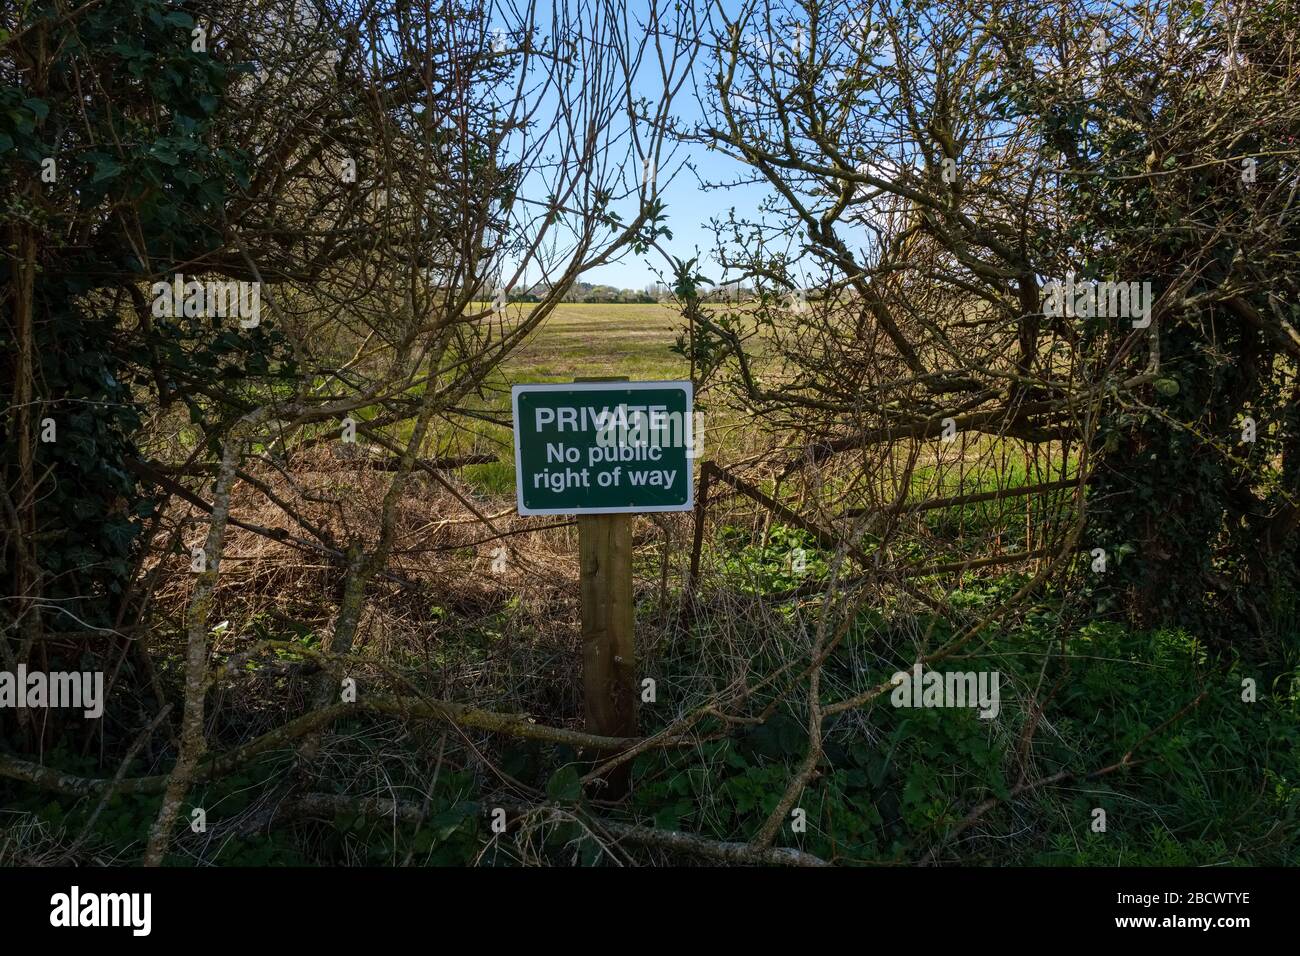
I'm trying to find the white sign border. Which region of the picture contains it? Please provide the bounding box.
[511,380,695,516]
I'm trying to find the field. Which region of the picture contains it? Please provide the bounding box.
[462,304,1069,523]
[505,303,688,383]
[459,303,718,496]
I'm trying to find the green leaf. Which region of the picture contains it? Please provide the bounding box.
[546,765,582,803]
[93,158,124,182]
[578,836,602,866]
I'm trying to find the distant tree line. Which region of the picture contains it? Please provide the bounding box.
[513,279,759,304]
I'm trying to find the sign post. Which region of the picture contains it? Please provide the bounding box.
[512,380,694,797]
[577,510,635,795]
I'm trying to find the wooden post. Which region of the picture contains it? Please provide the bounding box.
[578,513,636,798]
[572,376,636,798]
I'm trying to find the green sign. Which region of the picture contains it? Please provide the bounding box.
[512,381,695,515]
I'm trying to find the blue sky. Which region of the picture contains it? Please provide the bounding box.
[494,0,879,292]
[587,156,772,290]
[531,0,776,291]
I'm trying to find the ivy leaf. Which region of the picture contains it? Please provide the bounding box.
[102,521,138,556]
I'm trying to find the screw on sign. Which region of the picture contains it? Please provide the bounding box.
[512,380,694,797]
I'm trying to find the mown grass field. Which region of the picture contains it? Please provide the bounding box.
[457,303,693,495]
[452,303,1078,512]
[505,302,689,383]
